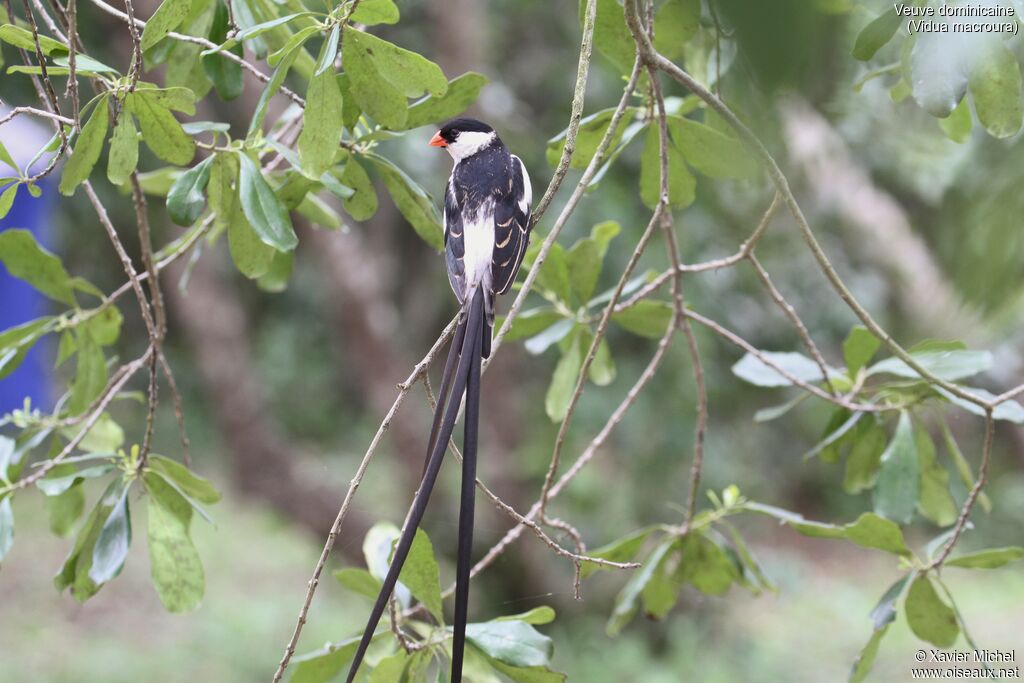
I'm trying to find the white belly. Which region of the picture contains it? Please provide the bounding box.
[462,200,494,294]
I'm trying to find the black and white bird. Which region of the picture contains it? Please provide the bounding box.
[345,119,532,683]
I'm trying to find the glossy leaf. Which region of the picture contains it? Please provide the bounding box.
[969,44,1023,139]
[874,412,919,524]
[465,620,554,668]
[545,327,583,421]
[499,308,563,343]
[945,546,1023,569]
[338,157,377,221]
[524,318,574,355]
[350,0,399,25]
[868,349,991,381]
[237,153,298,251]
[130,93,195,165]
[333,567,382,599]
[0,497,13,562]
[166,155,213,226]
[915,425,957,527]
[653,0,699,59]
[88,482,131,584]
[939,97,972,143]
[247,41,301,141]
[0,182,18,219]
[290,637,363,683]
[612,300,673,339]
[732,351,837,387]
[404,72,488,130]
[587,0,636,74]
[202,1,244,101]
[59,97,109,196]
[852,8,901,61]
[493,606,557,625]
[367,153,443,251]
[668,116,758,179]
[546,107,635,169]
[910,28,968,118]
[843,419,887,494]
[607,538,673,635]
[843,326,880,376]
[147,454,220,504]
[299,64,344,178]
[640,124,695,209]
[0,24,68,54]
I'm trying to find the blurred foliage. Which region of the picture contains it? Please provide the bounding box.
[1,0,1024,681]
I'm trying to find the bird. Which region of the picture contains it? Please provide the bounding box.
[344,118,533,683]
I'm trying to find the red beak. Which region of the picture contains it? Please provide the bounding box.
[429,131,447,147]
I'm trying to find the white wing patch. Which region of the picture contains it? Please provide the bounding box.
[462,198,495,294]
[513,155,532,214]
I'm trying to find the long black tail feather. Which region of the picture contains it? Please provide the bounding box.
[421,318,467,479]
[344,292,484,683]
[451,294,482,682]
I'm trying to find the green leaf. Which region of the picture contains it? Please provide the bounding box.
[135,166,184,196]
[868,349,992,381]
[732,351,835,387]
[68,333,107,414]
[869,574,911,631]
[527,241,572,305]
[937,386,1024,424]
[843,326,880,376]
[587,0,636,74]
[129,92,195,165]
[489,661,567,683]
[366,153,443,251]
[144,472,204,612]
[333,567,382,599]
[969,44,1023,139]
[203,13,312,56]
[54,479,121,601]
[0,183,17,219]
[107,112,139,186]
[612,300,673,339]
[338,157,377,221]
[581,526,656,579]
[874,412,919,524]
[59,96,109,196]
[248,46,300,142]
[653,0,699,59]
[202,1,244,101]
[63,413,124,452]
[140,0,191,51]
[290,637,361,683]
[133,84,197,115]
[545,327,583,422]
[807,408,861,462]
[146,454,220,504]
[37,464,114,496]
[843,419,887,494]
[904,574,959,648]
[852,8,901,61]
[0,496,13,562]
[499,308,563,343]
[268,25,318,67]
[850,625,890,683]
[589,337,616,386]
[939,422,991,513]
[915,424,957,527]
[208,150,235,230]
[524,318,574,355]
[228,198,275,278]
[0,140,18,170]
[546,107,635,170]
[257,250,294,292]
[938,97,972,144]
[336,74,362,130]
[566,238,601,304]
[397,529,443,623]
[315,24,339,76]
[607,538,673,635]
[0,23,68,55]
[465,620,554,668]
[640,124,695,209]
[343,29,447,129]
[668,115,758,179]
[754,394,807,423]
[88,483,131,584]
[404,72,488,131]
[46,482,85,536]
[678,532,738,596]
[166,155,213,226]
[844,513,912,556]
[0,317,53,380]
[350,0,399,25]
[493,606,557,626]
[0,228,75,304]
[368,651,408,683]
[299,65,344,177]
[237,152,298,251]
[945,546,1024,569]
[910,29,968,118]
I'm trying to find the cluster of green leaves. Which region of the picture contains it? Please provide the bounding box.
[734,327,1021,525]
[851,2,1024,140]
[292,523,566,682]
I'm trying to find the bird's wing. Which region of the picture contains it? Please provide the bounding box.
[491,155,533,296]
[444,178,467,305]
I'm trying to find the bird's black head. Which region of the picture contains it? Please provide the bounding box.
[429,118,500,161]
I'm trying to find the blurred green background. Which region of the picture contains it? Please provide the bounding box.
[2,0,1023,681]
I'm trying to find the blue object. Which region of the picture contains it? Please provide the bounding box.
[1,113,59,415]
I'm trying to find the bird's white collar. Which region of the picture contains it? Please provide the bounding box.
[446,131,497,162]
